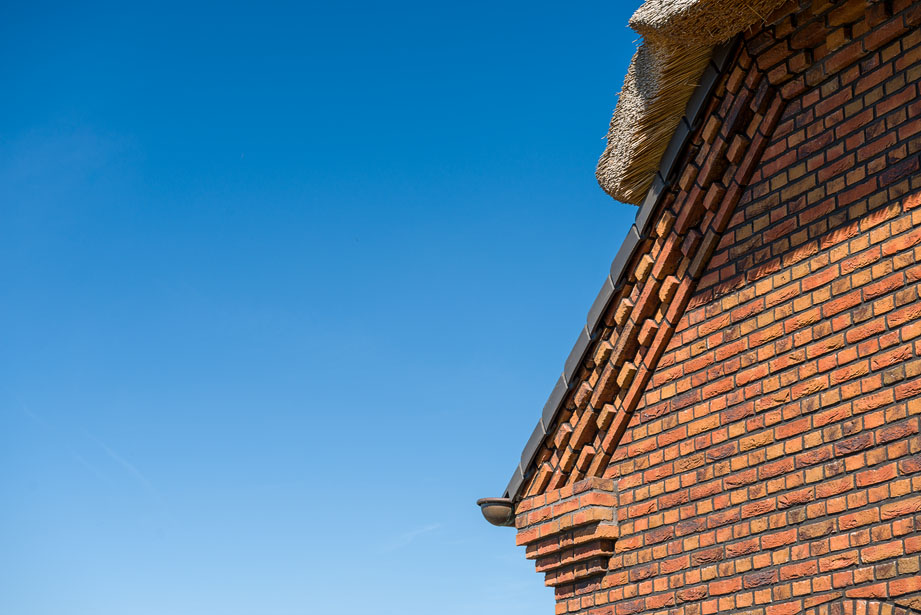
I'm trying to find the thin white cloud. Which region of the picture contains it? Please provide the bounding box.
[18,404,162,503]
[83,430,161,502]
[17,405,158,500]
[72,453,111,485]
[380,523,443,552]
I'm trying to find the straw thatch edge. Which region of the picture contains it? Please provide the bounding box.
[597,0,788,204]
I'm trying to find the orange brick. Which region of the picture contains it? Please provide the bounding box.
[501,13,921,614]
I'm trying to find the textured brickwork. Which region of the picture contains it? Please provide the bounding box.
[522,20,785,505]
[511,1,921,614]
[808,599,921,615]
[516,478,619,589]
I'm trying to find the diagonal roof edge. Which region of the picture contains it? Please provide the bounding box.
[501,36,737,501]
[597,0,787,204]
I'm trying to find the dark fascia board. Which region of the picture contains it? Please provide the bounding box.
[541,375,569,429]
[503,466,524,499]
[520,420,547,473]
[586,275,616,332]
[563,325,594,386]
[497,39,739,504]
[684,62,721,131]
[635,172,667,235]
[684,37,738,128]
[610,224,642,282]
[711,37,736,73]
[658,118,693,185]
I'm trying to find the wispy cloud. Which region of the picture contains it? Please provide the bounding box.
[72,453,112,486]
[82,430,162,503]
[380,523,443,552]
[16,404,162,503]
[20,404,49,428]
[19,405,107,483]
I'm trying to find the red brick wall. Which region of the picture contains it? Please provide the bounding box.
[513,1,921,614]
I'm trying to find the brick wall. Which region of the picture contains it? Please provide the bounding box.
[512,1,921,614]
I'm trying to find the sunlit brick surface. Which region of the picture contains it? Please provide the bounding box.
[513,1,921,613]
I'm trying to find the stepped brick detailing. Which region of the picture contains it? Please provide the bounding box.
[515,478,619,593]
[505,0,921,614]
[522,36,785,503]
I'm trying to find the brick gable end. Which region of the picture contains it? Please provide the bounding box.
[510,1,921,614]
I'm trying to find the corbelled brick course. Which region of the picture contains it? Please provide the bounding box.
[505,1,921,613]
[516,478,620,588]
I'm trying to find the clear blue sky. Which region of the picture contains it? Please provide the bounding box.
[1,2,641,613]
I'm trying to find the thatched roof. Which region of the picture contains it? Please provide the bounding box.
[598,0,787,204]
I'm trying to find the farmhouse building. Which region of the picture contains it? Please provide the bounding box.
[478,1,921,614]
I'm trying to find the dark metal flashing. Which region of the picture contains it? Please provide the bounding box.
[504,466,524,499]
[636,173,666,234]
[711,38,736,72]
[520,421,547,472]
[658,119,692,185]
[541,375,569,428]
[499,37,739,504]
[610,224,642,280]
[586,275,616,331]
[684,63,721,131]
[563,326,595,386]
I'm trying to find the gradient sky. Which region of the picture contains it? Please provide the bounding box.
[1,2,643,613]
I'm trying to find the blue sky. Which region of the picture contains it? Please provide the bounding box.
[0,2,642,613]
